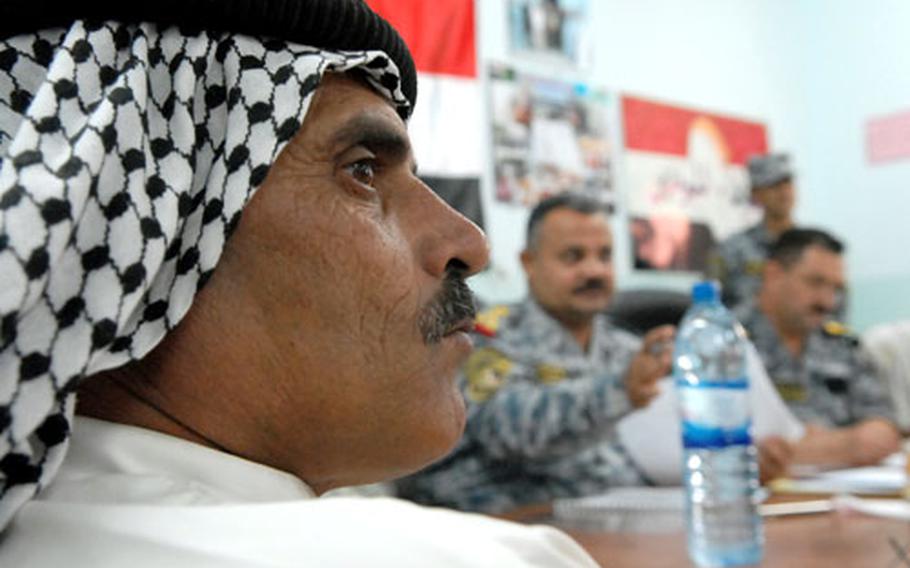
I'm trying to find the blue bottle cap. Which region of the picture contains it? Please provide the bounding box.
[691,281,719,303]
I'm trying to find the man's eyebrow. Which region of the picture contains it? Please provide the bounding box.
[330,115,412,161]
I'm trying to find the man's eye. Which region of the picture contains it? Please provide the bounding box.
[346,159,376,186]
[560,251,582,263]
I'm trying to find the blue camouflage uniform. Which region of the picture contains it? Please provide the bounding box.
[710,223,848,319]
[708,223,774,310]
[396,298,647,514]
[737,303,895,428]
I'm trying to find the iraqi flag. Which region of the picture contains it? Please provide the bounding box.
[368,0,484,228]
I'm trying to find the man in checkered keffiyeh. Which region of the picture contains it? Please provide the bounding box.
[0,0,425,520]
[0,2,610,566]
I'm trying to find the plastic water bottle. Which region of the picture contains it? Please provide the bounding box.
[674,281,763,567]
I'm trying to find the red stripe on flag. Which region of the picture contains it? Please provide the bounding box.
[623,96,768,165]
[368,0,476,78]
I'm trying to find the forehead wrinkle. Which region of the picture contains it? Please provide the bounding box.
[275,107,411,174]
[329,113,411,158]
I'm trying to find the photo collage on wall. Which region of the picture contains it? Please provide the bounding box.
[489,64,615,211]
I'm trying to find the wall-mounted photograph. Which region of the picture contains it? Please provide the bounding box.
[489,64,614,209]
[508,0,592,66]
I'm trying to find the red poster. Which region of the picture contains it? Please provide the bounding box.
[622,96,768,272]
[623,97,767,165]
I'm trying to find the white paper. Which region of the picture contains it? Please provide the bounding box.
[833,495,910,520]
[617,343,805,485]
[774,465,907,495]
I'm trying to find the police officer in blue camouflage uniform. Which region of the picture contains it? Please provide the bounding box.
[709,153,797,310]
[396,192,675,513]
[737,228,900,467]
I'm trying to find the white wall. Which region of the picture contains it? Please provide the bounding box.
[470,0,910,332]
[793,0,910,331]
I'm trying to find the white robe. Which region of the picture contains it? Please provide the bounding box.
[0,418,596,567]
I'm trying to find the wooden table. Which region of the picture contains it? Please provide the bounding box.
[503,497,910,567]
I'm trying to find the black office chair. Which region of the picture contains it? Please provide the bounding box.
[606,288,691,335]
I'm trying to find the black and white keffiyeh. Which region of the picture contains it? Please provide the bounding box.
[0,18,411,529]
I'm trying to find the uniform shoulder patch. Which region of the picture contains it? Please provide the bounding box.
[464,347,513,403]
[475,305,510,337]
[822,321,859,345]
[744,259,765,275]
[822,321,850,337]
[706,254,727,280]
[536,363,567,385]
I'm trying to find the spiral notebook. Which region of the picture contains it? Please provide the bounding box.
[554,487,821,533]
[552,487,686,533]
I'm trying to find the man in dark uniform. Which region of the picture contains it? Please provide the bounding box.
[396,192,676,513]
[738,228,900,467]
[710,153,796,310]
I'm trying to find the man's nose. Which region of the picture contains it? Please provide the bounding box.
[581,255,611,277]
[419,187,490,279]
[817,287,838,311]
[446,216,489,278]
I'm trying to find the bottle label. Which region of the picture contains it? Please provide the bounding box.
[677,381,752,449]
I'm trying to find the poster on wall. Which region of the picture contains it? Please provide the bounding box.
[622,96,768,273]
[490,64,615,209]
[866,108,910,164]
[508,0,592,66]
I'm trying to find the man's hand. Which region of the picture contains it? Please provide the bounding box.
[757,435,793,483]
[793,419,901,468]
[624,325,675,408]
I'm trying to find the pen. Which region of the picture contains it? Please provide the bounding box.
[759,500,833,517]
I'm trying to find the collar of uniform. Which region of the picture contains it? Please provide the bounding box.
[740,303,789,357]
[746,222,775,246]
[742,303,825,365]
[42,417,315,505]
[522,297,608,359]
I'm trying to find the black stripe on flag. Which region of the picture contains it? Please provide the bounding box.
[421,175,484,231]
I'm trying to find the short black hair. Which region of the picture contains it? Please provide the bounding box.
[768,227,844,268]
[525,192,608,249]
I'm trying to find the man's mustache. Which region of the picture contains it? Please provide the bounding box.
[810,305,832,317]
[572,278,608,294]
[419,268,477,345]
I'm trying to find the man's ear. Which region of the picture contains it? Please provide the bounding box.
[762,259,783,284]
[519,248,534,275]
